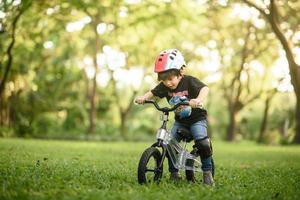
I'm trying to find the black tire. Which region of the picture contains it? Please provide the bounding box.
[137,147,163,184]
[185,149,215,183]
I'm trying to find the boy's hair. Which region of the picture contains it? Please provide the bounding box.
[157,68,182,81]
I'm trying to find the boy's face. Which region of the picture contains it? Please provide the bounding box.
[162,75,182,90]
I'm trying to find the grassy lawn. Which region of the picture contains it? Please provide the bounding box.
[0,138,300,200]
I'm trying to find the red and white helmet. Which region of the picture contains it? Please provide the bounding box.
[154,49,186,73]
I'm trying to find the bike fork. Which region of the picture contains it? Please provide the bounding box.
[159,144,167,169]
[152,141,167,171]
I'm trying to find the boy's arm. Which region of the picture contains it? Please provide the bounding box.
[189,86,209,108]
[134,91,154,104]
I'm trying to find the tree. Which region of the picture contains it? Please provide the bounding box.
[0,0,31,96]
[222,24,272,141]
[198,4,277,141]
[242,0,300,143]
[258,88,277,143]
[0,0,32,129]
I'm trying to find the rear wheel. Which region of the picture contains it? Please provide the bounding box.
[137,147,163,184]
[185,149,215,183]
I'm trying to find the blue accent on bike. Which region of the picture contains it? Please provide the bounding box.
[168,96,191,119]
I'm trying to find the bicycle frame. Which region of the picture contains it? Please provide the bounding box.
[147,100,202,172]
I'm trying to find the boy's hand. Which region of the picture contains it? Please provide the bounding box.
[189,99,203,108]
[134,91,154,104]
[134,96,147,104]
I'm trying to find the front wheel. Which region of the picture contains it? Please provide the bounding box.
[185,149,215,183]
[137,147,163,184]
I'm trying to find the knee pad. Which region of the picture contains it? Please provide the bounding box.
[195,137,212,159]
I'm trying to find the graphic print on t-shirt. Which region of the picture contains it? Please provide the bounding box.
[167,90,188,98]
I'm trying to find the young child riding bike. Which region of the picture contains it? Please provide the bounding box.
[135,49,214,186]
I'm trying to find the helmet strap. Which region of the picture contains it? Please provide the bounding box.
[179,67,185,76]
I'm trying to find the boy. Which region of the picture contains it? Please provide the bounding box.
[135,49,214,186]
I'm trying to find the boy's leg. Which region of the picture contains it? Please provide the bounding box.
[190,120,212,170]
[190,120,214,186]
[195,137,213,171]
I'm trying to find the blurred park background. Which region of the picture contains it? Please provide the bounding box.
[1,0,300,145]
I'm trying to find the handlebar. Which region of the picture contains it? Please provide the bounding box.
[144,100,189,113]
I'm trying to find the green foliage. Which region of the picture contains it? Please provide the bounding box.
[0,138,300,199]
[0,1,298,143]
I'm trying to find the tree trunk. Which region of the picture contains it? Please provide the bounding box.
[207,121,213,138]
[88,75,97,134]
[294,97,300,143]
[258,89,277,143]
[267,2,300,143]
[120,112,127,140]
[87,20,101,135]
[226,108,237,141]
[282,118,290,142]
[258,97,271,143]
[224,25,252,141]
[0,92,4,126]
[0,7,24,96]
[119,91,138,139]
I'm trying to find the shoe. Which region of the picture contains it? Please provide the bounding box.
[203,171,215,186]
[170,172,182,181]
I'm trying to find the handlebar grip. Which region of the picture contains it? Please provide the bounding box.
[144,100,155,104]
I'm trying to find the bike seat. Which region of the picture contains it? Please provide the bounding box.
[177,128,194,142]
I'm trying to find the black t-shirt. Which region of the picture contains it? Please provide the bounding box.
[151,75,207,125]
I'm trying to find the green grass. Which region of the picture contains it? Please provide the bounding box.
[0,138,300,200]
